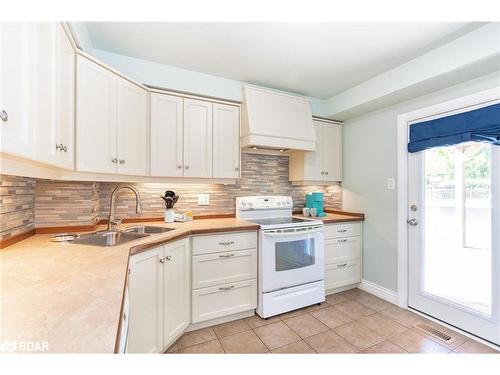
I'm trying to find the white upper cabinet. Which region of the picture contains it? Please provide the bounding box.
[302,122,324,181]
[34,23,75,170]
[213,103,240,179]
[0,23,35,158]
[116,79,148,176]
[76,55,118,174]
[76,55,148,176]
[150,93,183,177]
[183,98,213,178]
[323,122,342,182]
[289,119,342,184]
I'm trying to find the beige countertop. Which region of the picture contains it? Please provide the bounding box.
[0,211,363,353]
[0,218,258,353]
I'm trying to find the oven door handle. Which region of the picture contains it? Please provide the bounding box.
[262,226,324,237]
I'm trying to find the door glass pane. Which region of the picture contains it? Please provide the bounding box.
[275,239,315,271]
[424,143,492,315]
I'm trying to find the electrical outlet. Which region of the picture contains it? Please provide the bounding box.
[198,194,209,206]
[387,177,396,190]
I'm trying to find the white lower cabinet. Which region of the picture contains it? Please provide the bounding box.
[325,259,361,290]
[127,246,164,353]
[127,238,189,353]
[192,279,257,323]
[192,249,257,289]
[324,222,362,291]
[163,239,190,348]
[191,231,258,324]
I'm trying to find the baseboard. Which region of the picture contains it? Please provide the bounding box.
[358,279,398,305]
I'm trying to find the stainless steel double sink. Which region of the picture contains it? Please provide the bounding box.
[72,225,175,247]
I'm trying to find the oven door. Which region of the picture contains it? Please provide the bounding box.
[260,226,324,293]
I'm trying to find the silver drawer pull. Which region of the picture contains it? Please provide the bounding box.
[337,263,348,268]
[337,239,348,243]
[218,241,235,246]
[337,229,348,233]
[218,285,235,291]
[218,253,235,258]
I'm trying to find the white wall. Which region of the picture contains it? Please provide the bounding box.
[342,71,500,292]
[93,49,329,117]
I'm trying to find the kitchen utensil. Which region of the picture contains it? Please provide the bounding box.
[164,190,176,197]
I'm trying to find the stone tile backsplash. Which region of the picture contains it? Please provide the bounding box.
[0,153,342,237]
[0,175,36,241]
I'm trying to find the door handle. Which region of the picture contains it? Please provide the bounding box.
[407,219,418,226]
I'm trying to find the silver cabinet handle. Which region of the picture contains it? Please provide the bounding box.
[177,165,182,169]
[337,229,347,233]
[165,255,172,261]
[56,143,63,151]
[0,110,8,122]
[62,145,67,152]
[119,159,125,165]
[159,258,165,263]
[325,171,329,175]
[337,239,348,243]
[219,241,235,246]
[321,171,325,175]
[337,263,348,268]
[235,167,240,172]
[184,165,189,170]
[112,158,118,164]
[218,253,235,258]
[218,285,235,291]
[407,218,418,226]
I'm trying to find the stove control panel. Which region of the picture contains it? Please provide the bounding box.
[237,196,293,211]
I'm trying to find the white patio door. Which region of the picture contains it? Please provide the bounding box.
[408,121,500,345]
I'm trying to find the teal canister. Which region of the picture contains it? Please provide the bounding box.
[305,193,314,208]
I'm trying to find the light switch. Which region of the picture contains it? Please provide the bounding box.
[387,178,396,190]
[198,194,209,206]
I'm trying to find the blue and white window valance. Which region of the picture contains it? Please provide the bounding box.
[408,103,500,153]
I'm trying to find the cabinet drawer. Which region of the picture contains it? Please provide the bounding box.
[324,222,361,239]
[192,279,257,323]
[192,231,257,255]
[325,259,361,290]
[192,249,257,289]
[325,236,361,264]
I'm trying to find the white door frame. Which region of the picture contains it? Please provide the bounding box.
[396,87,500,308]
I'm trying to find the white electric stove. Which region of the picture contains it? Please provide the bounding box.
[236,196,325,318]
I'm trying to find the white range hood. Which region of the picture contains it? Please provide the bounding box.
[241,86,316,151]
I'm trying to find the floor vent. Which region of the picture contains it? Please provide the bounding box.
[414,323,455,343]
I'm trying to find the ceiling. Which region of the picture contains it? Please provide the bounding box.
[85,22,483,99]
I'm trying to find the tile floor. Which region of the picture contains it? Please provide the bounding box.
[166,288,499,354]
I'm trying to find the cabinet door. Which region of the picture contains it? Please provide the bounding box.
[183,99,213,178]
[116,78,148,176]
[302,121,324,181]
[163,239,190,349]
[0,23,35,158]
[54,24,75,170]
[127,246,164,353]
[34,23,75,169]
[213,103,240,178]
[76,55,118,174]
[323,123,342,181]
[150,93,183,177]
